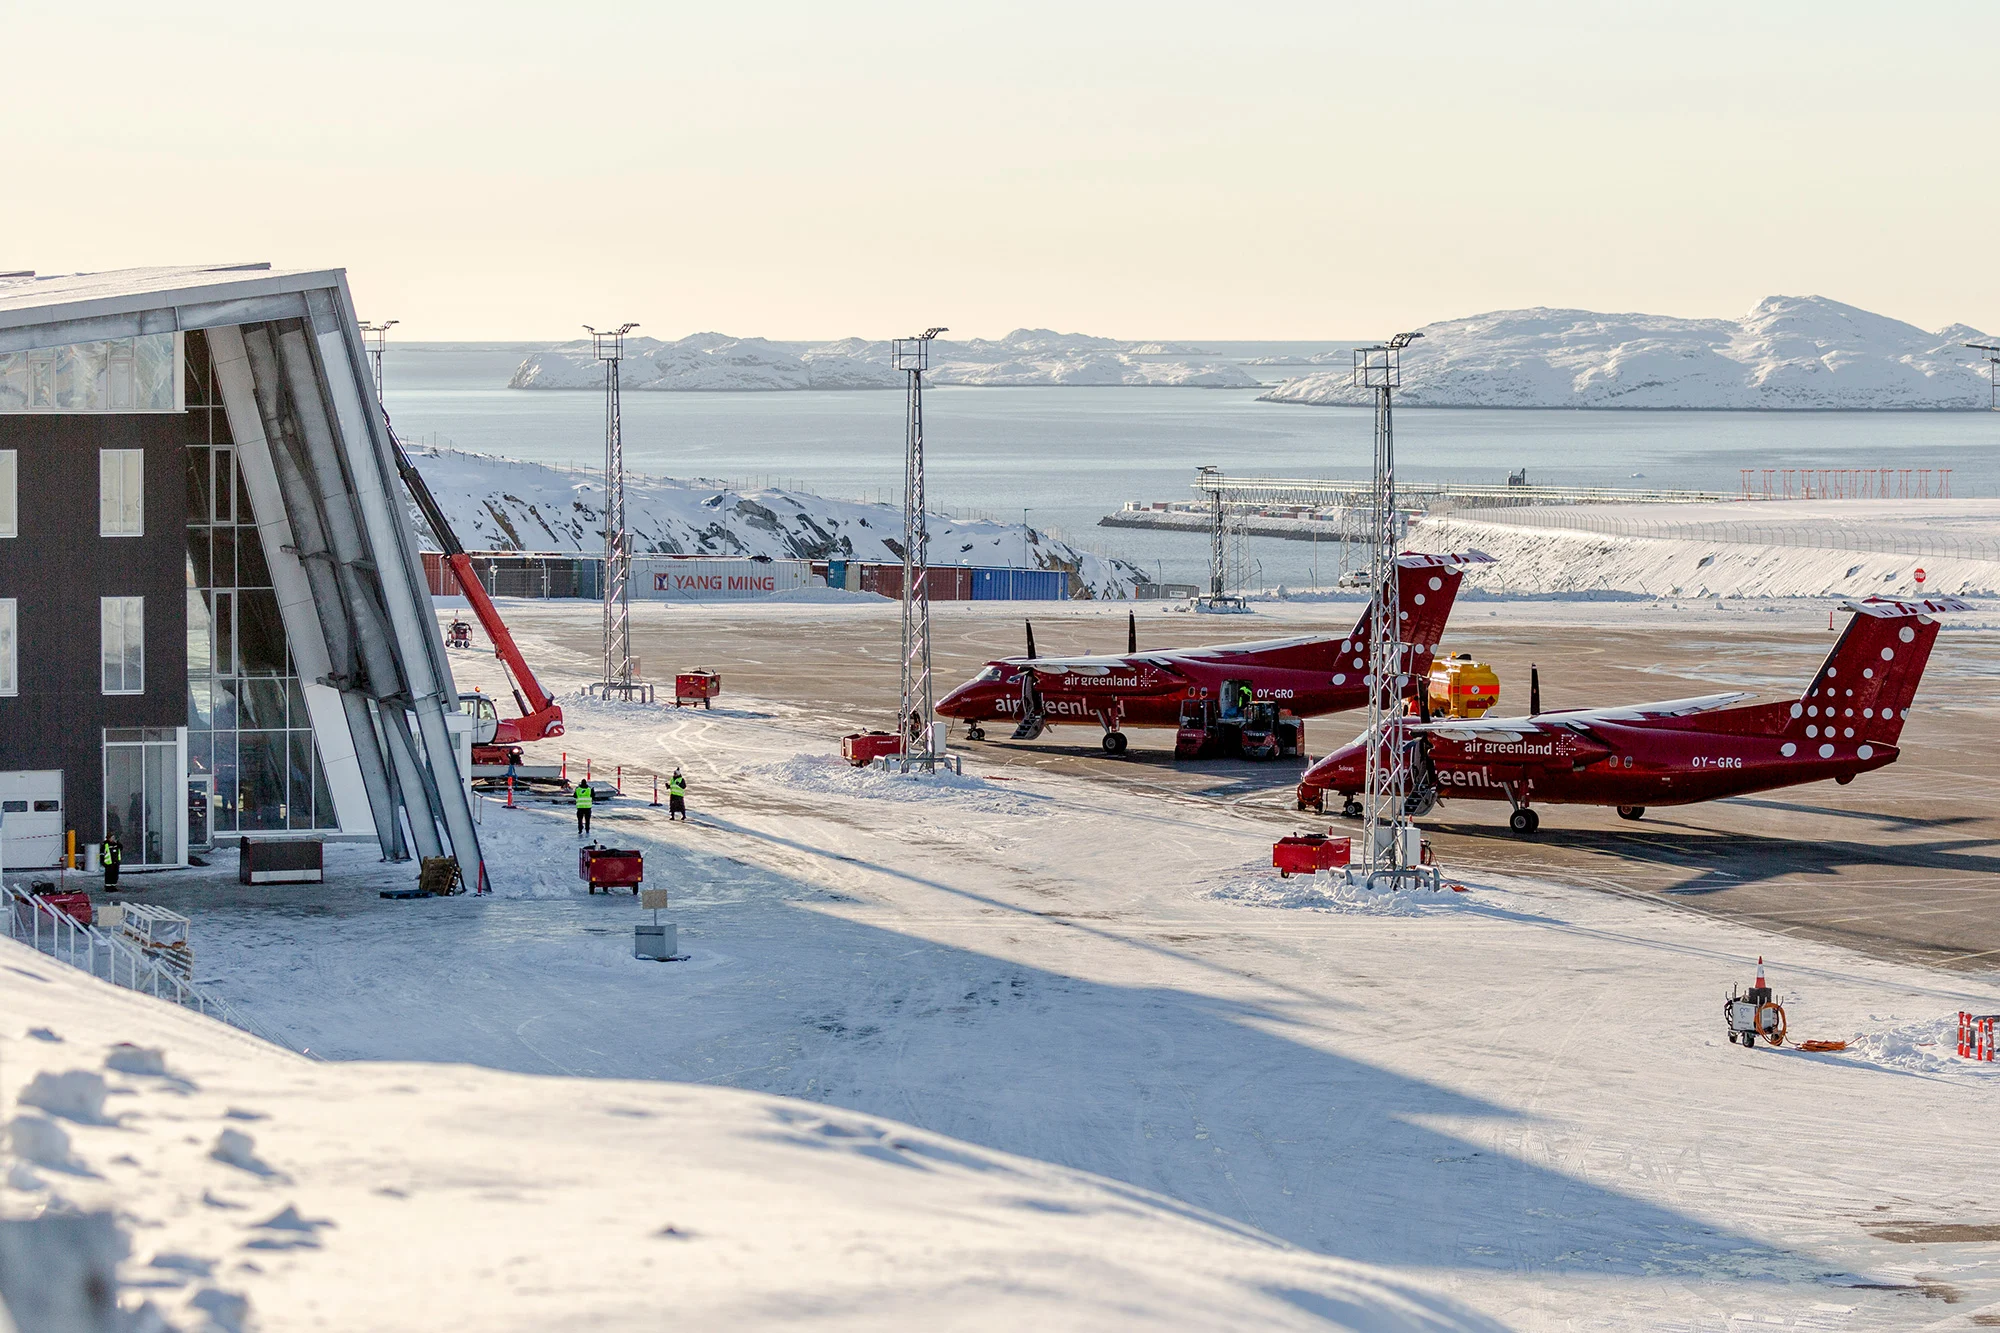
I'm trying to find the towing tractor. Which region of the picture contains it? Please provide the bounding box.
[1174,692,1304,761]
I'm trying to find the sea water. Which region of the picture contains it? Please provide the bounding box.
[381,343,1999,590]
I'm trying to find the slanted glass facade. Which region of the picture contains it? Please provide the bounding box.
[0,333,181,412]
[182,332,337,838]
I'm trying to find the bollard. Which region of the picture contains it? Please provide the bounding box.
[561,751,567,781]
[586,759,592,784]
[506,774,515,809]
[617,764,623,794]
[651,775,661,807]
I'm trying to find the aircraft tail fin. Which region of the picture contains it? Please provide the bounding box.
[1344,551,1493,682]
[1784,596,1969,746]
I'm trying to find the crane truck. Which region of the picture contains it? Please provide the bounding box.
[392,433,565,768]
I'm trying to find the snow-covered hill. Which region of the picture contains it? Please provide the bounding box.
[1260,297,1998,409]
[509,329,1259,391]
[405,445,1145,598]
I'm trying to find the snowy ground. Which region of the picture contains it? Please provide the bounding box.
[12,623,2000,1329]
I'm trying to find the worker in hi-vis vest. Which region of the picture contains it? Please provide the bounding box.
[668,769,688,822]
[574,780,593,836]
[101,831,124,891]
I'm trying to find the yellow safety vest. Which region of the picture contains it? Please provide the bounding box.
[575,785,593,810]
[669,775,686,796]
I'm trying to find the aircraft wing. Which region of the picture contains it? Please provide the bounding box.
[1395,550,1496,570]
[1543,692,1758,723]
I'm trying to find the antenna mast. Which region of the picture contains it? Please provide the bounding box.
[587,322,648,701]
[358,320,398,402]
[1353,332,1424,888]
[1968,343,2000,412]
[895,327,948,770]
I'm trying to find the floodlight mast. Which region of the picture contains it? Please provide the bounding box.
[587,322,645,701]
[1968,343,2000,412]
[1352,332,1423,888]
[1197,465,1226,599]
[358,320,398,401]
[895,327,948,770]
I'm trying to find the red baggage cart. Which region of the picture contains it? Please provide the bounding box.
[1272,833,1351,878]
[580,845,644,894]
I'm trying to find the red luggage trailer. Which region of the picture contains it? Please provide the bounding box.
[675,671,721,709]
[842,731,903,767]
[1272,833,1352,878]
[33,887,94,926]
[580,845,644,894]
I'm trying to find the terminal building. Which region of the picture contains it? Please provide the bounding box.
[0,265,481,878]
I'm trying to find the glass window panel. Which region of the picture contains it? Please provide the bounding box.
[101,596,143,693]
[107,340,135,411]
[55,342,101,411]
[211,678,238,731]
[144,742,178,865]
[183,330,212,407]
[213,591,234,676]
[236,525,270,589]
[28,349,55,408]
[289,732,314,829]
[187,727,211,776]
[0,355,25,411]
[100,449,144,536]
[104,744,144,846]
[215,739,238,832]
[0,451,15,537]
[212,448,233,524]
[285,677,308,729]
[237,589,285,676]
[187,530,212,590]
[238,730,288,831]
[187,676,212,730]
[0,334,179,414]
[186,446,211,523]
[134,334,176,410]
[212,526,236,589]
[241,677,286,729]
[0,599,13,696]
[185,584,211,678]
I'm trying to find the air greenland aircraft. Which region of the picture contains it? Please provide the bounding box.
[934,551,1493,755]
[1296,595,1970,834]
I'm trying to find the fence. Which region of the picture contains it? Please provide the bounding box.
[1451,507,2000,563]
[3,884,286,1048]
[423,552,604,600]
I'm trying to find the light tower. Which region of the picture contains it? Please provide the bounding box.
[587,322,648,701]
[358,319,398,402]
[1198,465,1226,600]
[895,327,947,770]
[1352,332,1427,889]
[1968,343,2000,411]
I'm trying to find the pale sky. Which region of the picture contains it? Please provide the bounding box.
[6,1,1994,341]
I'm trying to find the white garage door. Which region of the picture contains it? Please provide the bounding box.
[0,770,64,871]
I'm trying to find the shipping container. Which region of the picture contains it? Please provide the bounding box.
[633,557,819,601]
[971,568,1071,601]
[423,551,602,600]
[859,565,975,600]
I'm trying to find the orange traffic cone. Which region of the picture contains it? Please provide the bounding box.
[1755,957,1765,989]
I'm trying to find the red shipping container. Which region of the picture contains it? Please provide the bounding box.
[1272,833,1352,878]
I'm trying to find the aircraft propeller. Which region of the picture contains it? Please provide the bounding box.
[1026,619,1037,661]
[1128,610,1137,655]
[1530,664,1542,716]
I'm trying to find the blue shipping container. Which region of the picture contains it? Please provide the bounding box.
[971,568,1070,601]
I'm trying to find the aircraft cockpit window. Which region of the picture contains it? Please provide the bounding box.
[975,665,1003,683]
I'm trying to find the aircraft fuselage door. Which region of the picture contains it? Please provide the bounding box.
[0,771,64,870]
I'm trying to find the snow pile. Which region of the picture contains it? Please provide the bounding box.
[0,941,1484,1332]
[405,444,1146,599]
[750,753,1052,816]
[1261,297,1998,409]
[1203,865,1479,916]
[1411,502,2000,599]
[1829,1013,2000,1082]
[509,328,1259,392]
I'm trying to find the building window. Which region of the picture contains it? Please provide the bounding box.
[0,451,14,537]
[0,599,14,695]
[101,596,144,694]
[103,727,183,867]
[100,449,144,537]
[0,333,181,414]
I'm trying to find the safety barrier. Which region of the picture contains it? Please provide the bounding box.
[3,884,287,1049]
[1453,506,2000,563]
[1958,1011,1997,1061]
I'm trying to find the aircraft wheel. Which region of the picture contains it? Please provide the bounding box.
[1102,731,1127,754]
[966,723,985,741]
[1508,808,1539,836]
[1340,797,1363,819]
[1616,805,1645,821]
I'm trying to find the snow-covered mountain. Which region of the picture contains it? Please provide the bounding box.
[509,329,1258,392]
[404,445,1145,598]
[1260,297,1998,409]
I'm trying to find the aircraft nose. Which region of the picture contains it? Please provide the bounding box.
[935,683,972,717]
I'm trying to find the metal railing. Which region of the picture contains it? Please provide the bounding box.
[3,884,287,1048]
[1188,475,1744,508]
[1449,506,2000,563]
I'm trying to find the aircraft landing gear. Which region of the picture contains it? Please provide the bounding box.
[1508,808,1540,836]
[965,723,986,741]
[1101,731,1128,755]
[1341,796,1364,819]
[1616,805,1645,821]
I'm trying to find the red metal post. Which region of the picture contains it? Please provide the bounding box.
[651,774,660,807]
[506,774,515,809]
[617,765,623,795]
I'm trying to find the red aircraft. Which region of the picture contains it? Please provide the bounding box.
[1296,595,1970,834]
[935,552,1493,757]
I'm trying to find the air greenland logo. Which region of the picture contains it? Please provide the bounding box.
[1461,740,1557,757]
[1060,675,1143,689]
[656,573,777,593]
